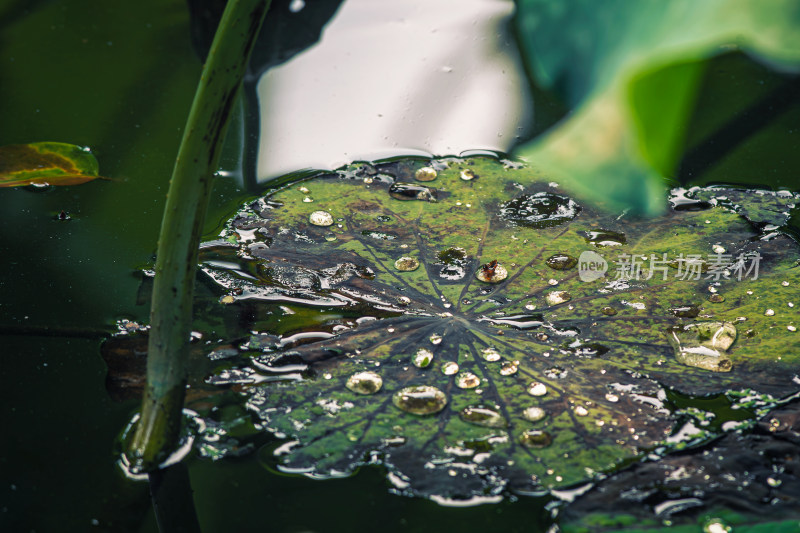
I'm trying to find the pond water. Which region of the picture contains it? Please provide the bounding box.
[1,1,799,532]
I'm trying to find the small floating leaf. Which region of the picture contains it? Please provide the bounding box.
[0,142,102,187]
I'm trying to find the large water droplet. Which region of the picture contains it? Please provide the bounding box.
[413,348,433,368]
[670,305,700,318]
[528,382,547,396]
[519,430,552,448]
[361,230,396,241]
[393,385,447,415]
[480,347,501,362]
[442,361,459,375]
[414,166,437,182]
[439,264,466,280]
[667,321,737,372]
[545,291,571,306]
[545,254,578,270]
[460,169,476,181]
[544,366,567,379]
[669,189,712,211]
[436,247,469,280]
[308,210,334,226]
[563,341,609,357]
[346,371,383,394]
[601,306,618,316]
[394,256,420,271]
[579,229,626,247]
[522,406,546,422]
[499,361,518,375]
[499,193,581,228]
[703,519,732,533]
[459,405,507,428]
[389,182,437,202]
[485,314,544,329]
[456,372,481,389]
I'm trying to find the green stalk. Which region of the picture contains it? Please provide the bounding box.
[127,0,271,472]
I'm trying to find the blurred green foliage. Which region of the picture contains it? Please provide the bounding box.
[514,0,800,215]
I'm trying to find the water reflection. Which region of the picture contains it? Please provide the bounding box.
[256,0,532,179]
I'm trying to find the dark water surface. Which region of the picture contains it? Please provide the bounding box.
[1,1,799,532]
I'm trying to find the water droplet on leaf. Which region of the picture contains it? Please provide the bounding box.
[309,210,333,226]
[413,348,433,368]
[460,169,475,181]
[579,229,626,247]
[519,430,552,448]
[389,182,437,202]
[528,382,547,396]
[394,256,420,271]
[393,385,447,415]
[546,291,571,306]
[346,371,383,394]
[499,193,581,228]
[456,372,480,389]
[442,361,459,375]
[545,254,578,270]
[668,321,737,372]
[459,405,506,427]
[481,347,501,362]
[671,305,700,318]
[522,406,546,422]
[414,167,437,182]
[499,362,518,375]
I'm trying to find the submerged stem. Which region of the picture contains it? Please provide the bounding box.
[127,0,271,472]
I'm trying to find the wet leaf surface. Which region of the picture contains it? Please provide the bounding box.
[561,397,800,531]
[177,156,799,503]
[0,142,102,187]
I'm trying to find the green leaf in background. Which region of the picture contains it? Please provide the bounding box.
[174,156,800,501]
[513,0,800,215]
[0,142,101,187]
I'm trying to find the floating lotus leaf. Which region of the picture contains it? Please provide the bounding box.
[191,156,800,501]
[0,142,101,187]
